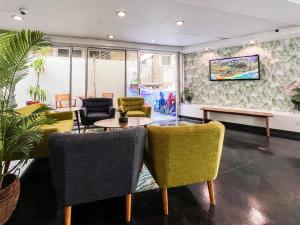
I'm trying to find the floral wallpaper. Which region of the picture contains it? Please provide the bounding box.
[183,37,300,112]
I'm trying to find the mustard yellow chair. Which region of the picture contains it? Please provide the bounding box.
[144,121,225,215]
[118,97,151,118]
[3,103,74,161]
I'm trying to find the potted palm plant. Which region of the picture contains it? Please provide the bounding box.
[183,84,194,103]
[0,30,55,224]
[27,53,47,105]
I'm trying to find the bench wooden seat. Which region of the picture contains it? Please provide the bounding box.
[201,106,273,137]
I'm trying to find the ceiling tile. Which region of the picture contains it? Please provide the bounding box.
[70,19,101,38]
[0,0,299,46]
[65,0,105,22]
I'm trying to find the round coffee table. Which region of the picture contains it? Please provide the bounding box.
[94,117,155,131]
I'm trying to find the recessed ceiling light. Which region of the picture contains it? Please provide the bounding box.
[108,35,115,39]
[176,20,185,26]
[12,15,23,21]
[151,40,155,43]
[116,10,127,17]
[286,0,300,5]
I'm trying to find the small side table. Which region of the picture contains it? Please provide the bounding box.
[54,107,81,133]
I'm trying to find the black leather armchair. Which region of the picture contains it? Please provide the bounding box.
[80,98,115,131]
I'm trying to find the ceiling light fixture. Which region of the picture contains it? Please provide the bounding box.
[108,35,115,39]
[116,10,127,17]
[12,15,23,21]
[151,40,155,43]
[248,40,257,44]
[176,20,185,26]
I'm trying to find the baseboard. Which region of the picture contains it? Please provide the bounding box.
[178,115,300,141]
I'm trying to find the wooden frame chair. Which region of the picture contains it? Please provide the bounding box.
[55,93,77,108]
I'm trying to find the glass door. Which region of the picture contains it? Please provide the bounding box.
[87,49,126,106]
[71,47,86,107]
[139,52,177,117]
[126,50,139,96]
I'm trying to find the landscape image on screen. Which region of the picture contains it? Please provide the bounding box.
[210,55,259,81]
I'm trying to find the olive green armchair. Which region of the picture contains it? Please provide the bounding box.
[144,121,225,215]
[118,97,151,118]
[3,103,74,161]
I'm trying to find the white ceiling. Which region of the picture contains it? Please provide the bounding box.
[0,0,299,47]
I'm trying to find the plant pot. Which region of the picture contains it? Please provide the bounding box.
[185,96,192,103]
[291,100,300,113]
[119,116,128,123]
[0,174,20,225]
[26,101,40,106]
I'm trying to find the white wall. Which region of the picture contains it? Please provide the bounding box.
[180,103,300,133]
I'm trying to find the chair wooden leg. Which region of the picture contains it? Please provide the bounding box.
[125,193,132,222]
[162,187,169,216]
[207,181,215,205]
[3,161,10,174]
[64,206,72,225]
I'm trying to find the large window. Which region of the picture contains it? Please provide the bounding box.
[15,46,179,118]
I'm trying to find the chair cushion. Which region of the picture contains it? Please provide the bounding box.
[87,112,110,122]
[127,111,146,117]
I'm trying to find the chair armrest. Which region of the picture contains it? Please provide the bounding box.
[42,126,58,133]
[108,106,116,118]
[79,108,87,124]
[47,111,73,121]
[141,105,151,118]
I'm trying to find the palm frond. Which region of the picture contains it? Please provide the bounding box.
[0,30,51,188]
[0,30,50,110]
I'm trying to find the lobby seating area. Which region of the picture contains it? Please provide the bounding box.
[0,1,300,225]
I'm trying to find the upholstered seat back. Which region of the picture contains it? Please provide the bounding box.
[144,121,225,188]
[82,98,112,113]
[49,127,146,207]
[118,97,144,111]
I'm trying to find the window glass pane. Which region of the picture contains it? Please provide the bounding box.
[140,52,177,117]
[72,48,86,107]
[126,51,139,96]
[16,47,70,108]
[87,49,125,106]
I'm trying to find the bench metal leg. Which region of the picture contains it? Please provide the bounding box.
[265,117,270,137]
[203,110,208,123]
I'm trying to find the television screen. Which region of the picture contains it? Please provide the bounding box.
[209,55,260,81]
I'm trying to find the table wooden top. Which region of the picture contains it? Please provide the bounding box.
[201,106,273,117]
[94,117,155,129]
[54,107,81,112]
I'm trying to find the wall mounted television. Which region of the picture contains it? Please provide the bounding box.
[209,55,260,81]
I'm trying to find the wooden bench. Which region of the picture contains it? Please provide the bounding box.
[201,107,274,137]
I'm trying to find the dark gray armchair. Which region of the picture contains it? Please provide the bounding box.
[48,127,146,224]
[80,98,115,132]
